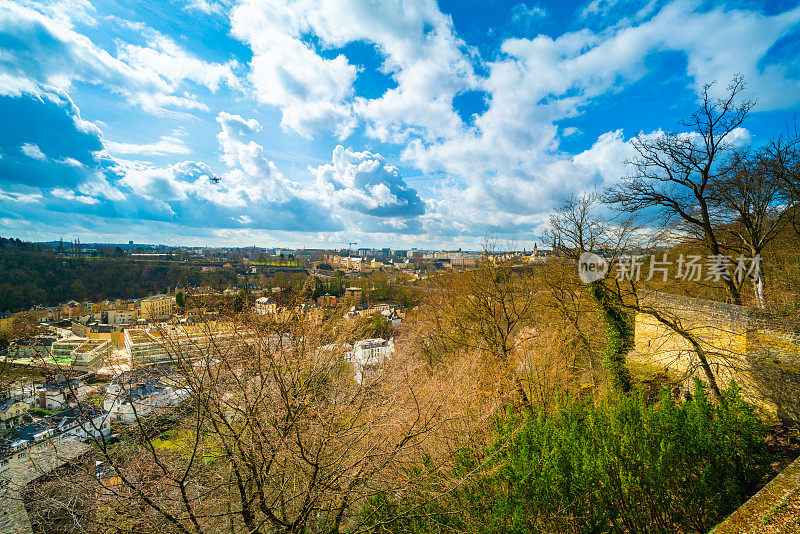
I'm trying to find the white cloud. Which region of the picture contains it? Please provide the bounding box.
[51,187,99,204]
[0,188,42,203]
[390,0,800,240]
[0,1,242,113]
[233,214,253,224]
[183,0,229,15]
[104,135,191,156]
[117,32,240,93]
[215,112,289,199]
[98,119,343,232]
[230,1,357,137]
[58,157,84,167]
[115,160,190,202]
[314,145,424,217]
[511,3,547,27]
[230,0,477,140]
[20,143,46,160]
[4,0,800,245]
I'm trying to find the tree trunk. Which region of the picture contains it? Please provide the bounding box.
[753,272,766,309]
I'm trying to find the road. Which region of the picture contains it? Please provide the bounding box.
[0,439,90,534]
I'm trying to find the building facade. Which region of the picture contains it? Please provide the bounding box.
[140,295,174,320]
[108,309,139,326]
[255,297,277,315]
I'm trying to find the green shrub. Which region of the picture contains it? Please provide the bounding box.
[28,407,56,417]
[361,380,772,533]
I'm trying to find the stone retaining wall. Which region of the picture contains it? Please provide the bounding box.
[632,291,800,420]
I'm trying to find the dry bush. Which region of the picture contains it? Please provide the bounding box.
[29,309,463,534]
[516,324,592,413]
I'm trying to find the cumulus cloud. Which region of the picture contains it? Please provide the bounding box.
[0,92,103,189]
[229,1,357,138]
[0,92,344,233]
[0,1,242,113]
[3,0,800,246]
[229,0,477,140]
[215,112,296,202]
[389,0,800,241]
[315,145,425,218]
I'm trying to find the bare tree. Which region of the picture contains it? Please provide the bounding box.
[543,193,733,402]
[544,192,640,393]
[713,135,800,307]
[606,75,755,304]
[414,252,538,410]
[34,308,449,534]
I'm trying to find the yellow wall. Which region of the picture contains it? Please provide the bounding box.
[141,296,174,319]
[632,291,800,421]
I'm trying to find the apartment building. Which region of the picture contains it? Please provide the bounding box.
[347,338,394,384]
[140,294,174,320]
[108,309,139,326]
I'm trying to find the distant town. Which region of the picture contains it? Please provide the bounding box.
[0,237,554,468]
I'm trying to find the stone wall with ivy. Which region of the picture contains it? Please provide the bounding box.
[632,290,800,420]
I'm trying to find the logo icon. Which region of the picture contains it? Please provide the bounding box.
[578,252,609,284]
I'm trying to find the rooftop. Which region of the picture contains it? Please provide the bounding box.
[0,404,104,458]
[142,294,172,302]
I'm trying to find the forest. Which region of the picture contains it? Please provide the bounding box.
[0,240,238,313]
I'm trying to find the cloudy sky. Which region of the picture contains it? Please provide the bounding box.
[1,0,799,249]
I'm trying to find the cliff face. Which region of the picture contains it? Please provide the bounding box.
[632,290,800,421]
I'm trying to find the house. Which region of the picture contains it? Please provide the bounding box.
[103,380,190,424]
[34,383,77,411]
[381,308,402,328]
[53,405,110,441]
[0,397,28,431]
[0,404,110,457]
[255,296,277,315]
[346,338,394,384]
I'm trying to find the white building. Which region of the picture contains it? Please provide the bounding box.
[346,338,394,384]
[108,309,138,326]
[255,296,277,315]
[55,406,111,441]
[103,382,190,424]
[34,379,84,411]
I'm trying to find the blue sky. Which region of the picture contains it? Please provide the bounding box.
[1,0,799,249]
